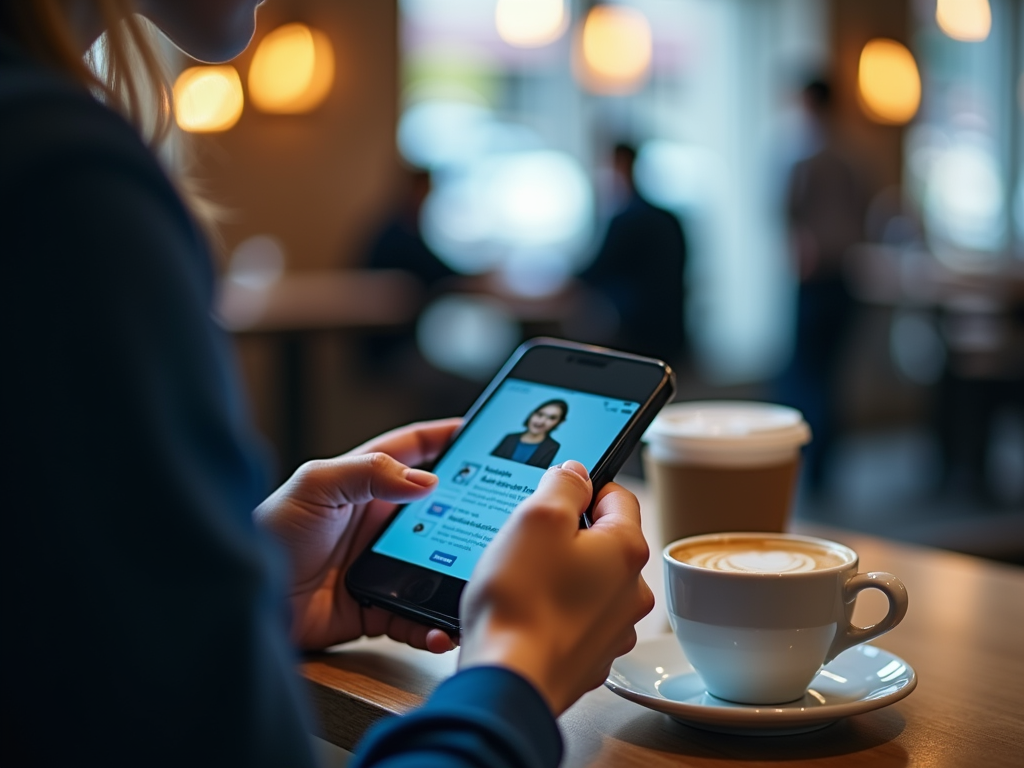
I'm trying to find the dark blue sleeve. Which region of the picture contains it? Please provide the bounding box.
[352,667,563,768]
[0,64,318,767]
[2,51,560,768]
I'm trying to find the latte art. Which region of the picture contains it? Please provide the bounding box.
[687,549,818,573]
[670,537,852,572]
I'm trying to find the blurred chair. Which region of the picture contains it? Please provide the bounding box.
[934,292,1024,507]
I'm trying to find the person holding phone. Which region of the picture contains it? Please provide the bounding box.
[349,342,673,631]
[491,399,569,468]
[1,3,654,767]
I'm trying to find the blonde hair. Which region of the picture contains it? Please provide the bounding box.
[4,0,172,146]
[2,0,221,237]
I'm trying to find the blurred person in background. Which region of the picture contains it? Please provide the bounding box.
[357,165,482,422]
[777,79,868,497]
[0,2,654,766]
[581,143,689,370]
[364,167,453,288]
[359,166,454,374]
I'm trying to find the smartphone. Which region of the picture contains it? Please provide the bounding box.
[345,338,675,633]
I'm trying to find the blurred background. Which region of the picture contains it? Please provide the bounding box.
[170,0,1023,562]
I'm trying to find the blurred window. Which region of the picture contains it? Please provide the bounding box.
[399,0,829,381]
[907,0,1024,266]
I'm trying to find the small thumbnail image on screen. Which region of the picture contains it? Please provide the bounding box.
[410,520,435,537]
[451,462,481,485]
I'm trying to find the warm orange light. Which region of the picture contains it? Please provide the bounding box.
[578,5,652,95]
[248,23,335,114]
[495,0,567,48]
[173,65,244,133]
[936,0,991,43]
[858,39,921,126]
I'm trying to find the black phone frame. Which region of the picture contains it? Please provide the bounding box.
[344,338,675,633]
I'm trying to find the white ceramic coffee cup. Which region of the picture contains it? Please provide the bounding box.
[664,532,909,705]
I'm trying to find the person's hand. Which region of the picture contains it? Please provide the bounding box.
[458,460,655,715]
[254,419,461,654]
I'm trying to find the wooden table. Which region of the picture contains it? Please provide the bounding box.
[301,484,1024,767]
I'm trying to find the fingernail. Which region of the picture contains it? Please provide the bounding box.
[558,460,589,481]
[404,468,438,487]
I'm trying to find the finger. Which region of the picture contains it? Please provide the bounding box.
[387,617,457,654]
[396,623,456,654]
[585,484,649,573]
[360,605,391,639]
[425,629,458,654]
[363,606,419,643]
[351,419,462,467]
[615,626,639,659]
[588,664,616,695]
[343,499,405,562]
[513,460,593,534]
[389,617,422,649]
[635,577,656,623]
[304,452,439,508]
[589,482,641,529]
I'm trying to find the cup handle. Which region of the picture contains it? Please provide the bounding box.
[825,572,909,663]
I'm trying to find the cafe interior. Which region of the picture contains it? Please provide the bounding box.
[187,0,1023,567]
[70,0,1024,765]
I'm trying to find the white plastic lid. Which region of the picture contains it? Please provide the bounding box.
[643,401,811,467]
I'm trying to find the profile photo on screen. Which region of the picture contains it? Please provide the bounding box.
[491,399,569,468]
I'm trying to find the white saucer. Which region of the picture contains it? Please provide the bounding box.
[605,635,917,735]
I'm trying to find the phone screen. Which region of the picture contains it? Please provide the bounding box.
[372,377,640,581]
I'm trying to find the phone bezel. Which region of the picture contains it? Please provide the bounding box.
[345,338,675,633]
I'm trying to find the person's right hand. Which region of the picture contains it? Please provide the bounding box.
[458,460,654,716]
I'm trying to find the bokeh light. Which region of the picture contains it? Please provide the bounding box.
[498,248,572,298]
[936,0,991,43]
[633,140,726,213]
[398,101,504,169]
[219,235,286,330]
[173,65,244,133]
[578,4,652,95]
[416,295,520,380]
[420,150,593,274]
[495,0,567,48]
[925,139,1005,257]
[228,235,286,289]
[249,23,335,114]
[857,39,921,125]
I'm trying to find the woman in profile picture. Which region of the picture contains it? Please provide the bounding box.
[491,399,569,468]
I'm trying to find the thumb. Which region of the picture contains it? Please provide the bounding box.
[513,460,593,532]
[296,452,438,508]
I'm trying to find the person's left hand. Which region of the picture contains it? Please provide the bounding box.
[254,419,461,654]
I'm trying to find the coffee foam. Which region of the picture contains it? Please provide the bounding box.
[671,538,851,573]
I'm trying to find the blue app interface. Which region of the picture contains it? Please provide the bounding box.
[372,378,639,581]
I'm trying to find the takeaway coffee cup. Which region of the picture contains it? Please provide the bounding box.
[664,532,909,704]
[642,401,811,544]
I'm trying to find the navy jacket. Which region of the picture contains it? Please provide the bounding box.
[491,433,561,468]
[0,36,560,768]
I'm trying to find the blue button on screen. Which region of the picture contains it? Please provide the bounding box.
[429,551,457,567]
